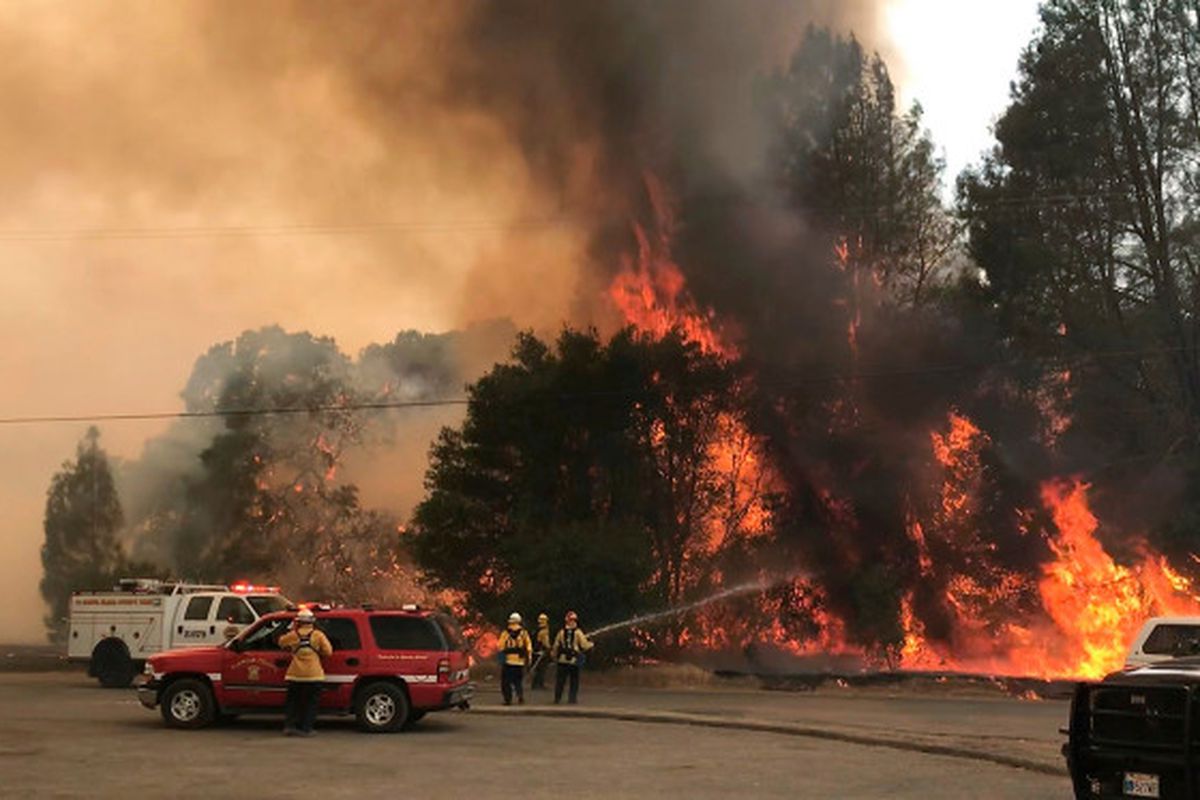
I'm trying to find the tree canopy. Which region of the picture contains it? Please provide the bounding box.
[40,429,132,640]
[409,327,765,653]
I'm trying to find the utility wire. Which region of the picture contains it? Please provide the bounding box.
[0,398,469,426]
[0,344,1192,427]
[0,190,1173,243]
[0,217,581,242]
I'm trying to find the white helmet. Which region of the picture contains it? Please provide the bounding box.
[508,612,522,624]
[296,608,316,624]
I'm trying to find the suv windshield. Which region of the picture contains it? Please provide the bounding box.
[234,617,291,651]
[246,595,290,616]
[1143,623,1200,656]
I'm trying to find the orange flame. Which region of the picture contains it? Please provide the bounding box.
[607,174,735,358]
[604,173,1200,680]
[896,419,1200,679]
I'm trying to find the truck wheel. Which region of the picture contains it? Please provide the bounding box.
[92,639,135,688]
[160,679,216,729]
[355,681,409,733]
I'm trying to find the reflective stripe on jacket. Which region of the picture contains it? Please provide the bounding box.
[278,627,332,681]
[551,627,593,664]
[498,627,532,666]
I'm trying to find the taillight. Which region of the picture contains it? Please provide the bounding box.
[437,658,450,683]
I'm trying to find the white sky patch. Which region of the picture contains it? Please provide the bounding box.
[885,0,1043,191]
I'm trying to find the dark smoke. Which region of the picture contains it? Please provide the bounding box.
[418,1,1062,651]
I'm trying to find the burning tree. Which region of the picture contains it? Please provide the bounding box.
[409,327,771,656]
[113,326,491,605]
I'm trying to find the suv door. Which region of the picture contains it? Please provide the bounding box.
[316,615,365,710]
[222,617,292,708]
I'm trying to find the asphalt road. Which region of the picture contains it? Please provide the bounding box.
[0,673,1071,799]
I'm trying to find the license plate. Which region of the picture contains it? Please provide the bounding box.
[1124,772,1160,798]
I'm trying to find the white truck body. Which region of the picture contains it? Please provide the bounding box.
[1124,615,1200,668]
[68,578,289,684]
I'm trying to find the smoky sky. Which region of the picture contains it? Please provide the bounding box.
[0,0,898,641]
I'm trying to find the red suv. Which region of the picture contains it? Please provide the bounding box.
[137,605,473,733]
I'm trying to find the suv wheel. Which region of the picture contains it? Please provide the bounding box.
[92,640,135,688]
[160,679,216,729]
[356,681,409,733]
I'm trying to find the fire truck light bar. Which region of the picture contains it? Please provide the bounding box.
[231,582,281,594]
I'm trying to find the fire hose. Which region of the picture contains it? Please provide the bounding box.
[523,652,545,687]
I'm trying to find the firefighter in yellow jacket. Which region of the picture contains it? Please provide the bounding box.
[277,607,333,736]
[551,610,593,704]
[531,612,552,689]
[497,612,532,705]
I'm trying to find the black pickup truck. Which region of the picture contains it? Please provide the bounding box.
[1065,658,1200,799]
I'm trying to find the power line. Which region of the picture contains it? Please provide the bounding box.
[0,344,1191,427]
[0,398,469,426]
[0,189,1170,243]
[0,217,581,242]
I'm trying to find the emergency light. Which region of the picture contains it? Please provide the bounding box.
[230,581,281,594]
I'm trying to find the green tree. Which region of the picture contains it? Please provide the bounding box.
[762,26,957,306]
[409,327,747,656]
[40,428,125,641]
[959,0,1200,548]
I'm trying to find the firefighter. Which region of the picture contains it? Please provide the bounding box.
[277,607,333,737]
[551,610,593,704]
[497,612,532,705]
[531,612,551,689]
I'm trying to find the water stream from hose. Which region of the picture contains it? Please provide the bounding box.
[587,577,791,639]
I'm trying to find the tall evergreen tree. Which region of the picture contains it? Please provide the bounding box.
[762,26,957,306]
[40,428,125,641]
[959,0,1200,551]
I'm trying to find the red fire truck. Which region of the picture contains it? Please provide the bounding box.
[137,604,473,732]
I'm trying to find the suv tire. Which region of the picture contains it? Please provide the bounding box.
[92,639,136,689]
[356,681,409,733]
[161,679,216,729]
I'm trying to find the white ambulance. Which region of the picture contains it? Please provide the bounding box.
[68,578,289,687]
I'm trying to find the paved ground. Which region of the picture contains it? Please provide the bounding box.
[487,680,1072,772]
[0,673,1071,799]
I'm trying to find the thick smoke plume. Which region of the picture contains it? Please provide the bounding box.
[415,1,1097,659]
[421,2,1012,647]
[2,1,906,641]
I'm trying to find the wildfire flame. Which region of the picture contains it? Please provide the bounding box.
[607,174,735,359]
[605,173,1200,680]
